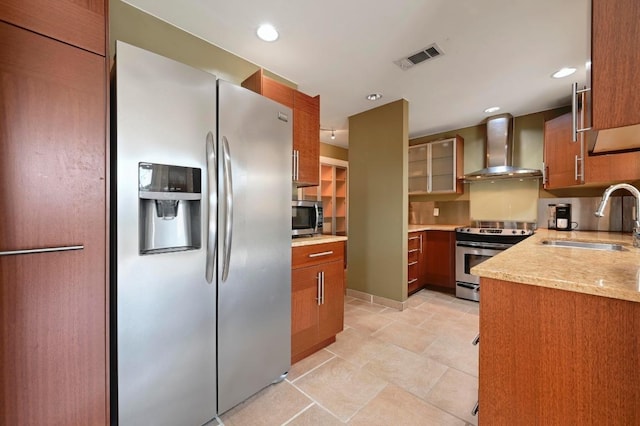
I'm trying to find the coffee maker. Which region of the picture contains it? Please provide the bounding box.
[555,203,572,231]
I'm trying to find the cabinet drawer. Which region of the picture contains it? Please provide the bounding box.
[408,249,419,264]
[292,241,344,269]
[408,232,422,251]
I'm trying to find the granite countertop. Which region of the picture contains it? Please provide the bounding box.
[408,224,465,232]
[472,228,640,303]
[292,235,347,247]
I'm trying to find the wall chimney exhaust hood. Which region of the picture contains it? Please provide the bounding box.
[463,113,542,182]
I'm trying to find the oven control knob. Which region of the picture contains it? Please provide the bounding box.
[521,230,526,235]
[512,230,517,234]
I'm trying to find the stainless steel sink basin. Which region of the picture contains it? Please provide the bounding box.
[541,239,627,251]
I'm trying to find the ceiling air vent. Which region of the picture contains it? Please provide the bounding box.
[394,43,444,70]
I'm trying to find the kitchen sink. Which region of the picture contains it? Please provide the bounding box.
[541,239,627,252]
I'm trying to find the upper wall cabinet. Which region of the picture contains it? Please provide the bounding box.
[409,135,463,195]
[591,0,640,130]
[571,0,640,153]
[543,112,640,188]
[0,0,106,55]
[242,69,320,187]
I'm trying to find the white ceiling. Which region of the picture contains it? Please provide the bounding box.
[122,0,590,148]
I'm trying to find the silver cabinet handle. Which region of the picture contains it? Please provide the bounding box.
[221,136,233,282]
[472,401,479,416]
[408,261,418,266]
[408,278,418,284]
[316,271,322,305]
[292,150,299,181]
[308,250,333,258]
[574,154,584,182]
[205,131,217,284]
[321,271,325,304]
[472,333,480,346]
[408,249,419,253]
[571,82,592,142]
[542,161,547,185]
[408,236,420,241]
[0,245,83,256]
[419,233,423,253]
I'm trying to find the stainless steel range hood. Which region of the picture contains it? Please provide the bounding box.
[464,113,542,182]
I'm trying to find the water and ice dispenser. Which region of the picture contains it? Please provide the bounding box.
[138,162,202,254]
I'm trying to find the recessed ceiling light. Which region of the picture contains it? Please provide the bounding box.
[256,24,279,42]
[552,67,577,78]
[366,93,382,101]
[484,106,500,113]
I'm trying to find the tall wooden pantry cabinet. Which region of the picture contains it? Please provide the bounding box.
[0,1,109,424]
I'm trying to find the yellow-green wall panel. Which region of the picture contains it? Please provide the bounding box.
[348,100,408,302]
[320,143,348,161]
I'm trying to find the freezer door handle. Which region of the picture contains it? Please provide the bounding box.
[205,131,217,284]
[221,136,233,282]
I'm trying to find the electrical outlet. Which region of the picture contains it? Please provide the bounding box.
[433,208,439,217]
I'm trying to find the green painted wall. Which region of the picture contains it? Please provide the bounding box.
[320,143,348,161]
[347,100,408,302]
[109,0,295,87]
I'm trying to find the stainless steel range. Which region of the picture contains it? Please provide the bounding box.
[455,221,535,301]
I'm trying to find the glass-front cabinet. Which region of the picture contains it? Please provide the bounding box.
[300,157,348,236]
[408,135,463,194]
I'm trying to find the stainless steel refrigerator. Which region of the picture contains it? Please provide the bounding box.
[112,41,292,425]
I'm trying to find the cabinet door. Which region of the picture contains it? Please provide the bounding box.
[1,250,107,425]
[0,22,106,425]
[0,21,106,252]
[291,265,321,358]
[591,0,640,130]
[543,112,582,189]
[408,143,429,193]
[429,139,456,193]
[0,0,106,55]
[318,260,345,342]
[424,231,455,289]
[294,91,320,186]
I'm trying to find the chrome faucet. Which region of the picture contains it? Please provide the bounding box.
[595,183,640,247]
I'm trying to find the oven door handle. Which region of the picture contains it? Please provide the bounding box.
[456,241,513,250]
[457,282,480,291]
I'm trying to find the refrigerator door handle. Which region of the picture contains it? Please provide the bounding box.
[205,131,217,284]
[221,136,233,282]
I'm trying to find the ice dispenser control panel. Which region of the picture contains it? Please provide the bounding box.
[138,162,202,254]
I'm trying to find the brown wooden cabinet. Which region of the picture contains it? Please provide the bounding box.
[242,69,320,186]
[591,0,640,131]
[543,112,640,189]
[0,10,107,426]
[543,112,583,189]
[423,231,455,290]
[409,136,464,195]
[407,231,425,294]
[479,278,640,424]
[0,0,106,56]
[291,241,345,363]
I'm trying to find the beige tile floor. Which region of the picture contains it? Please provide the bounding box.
[219,289,480,426]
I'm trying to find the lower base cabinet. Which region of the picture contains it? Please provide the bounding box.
[291,241,345,364]
[408,231,425,294]
[408,230,455,295]
[479,278,640,424]
[424,231,455,290]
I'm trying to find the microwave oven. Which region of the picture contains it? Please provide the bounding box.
[292,200,323,237]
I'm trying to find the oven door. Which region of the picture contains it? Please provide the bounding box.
[455,241,512,300]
